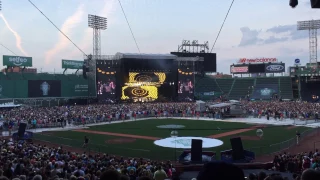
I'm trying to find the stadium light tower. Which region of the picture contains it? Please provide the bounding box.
[297,20,320,66]
[0,1,2,11]
[88,14,107,60]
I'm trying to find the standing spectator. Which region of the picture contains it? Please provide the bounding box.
[153,166,167,180]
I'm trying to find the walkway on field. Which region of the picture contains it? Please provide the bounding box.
[207,125,265,138]
[73,129,160,140]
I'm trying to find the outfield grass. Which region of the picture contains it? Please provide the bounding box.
[34,119,311,160]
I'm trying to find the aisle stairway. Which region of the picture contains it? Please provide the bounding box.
[279,77,293,99]
[228,78,255,100]
[195,76,221,93]
[215,79,234,95]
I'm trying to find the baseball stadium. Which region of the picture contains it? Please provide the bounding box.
[1,0,320,180]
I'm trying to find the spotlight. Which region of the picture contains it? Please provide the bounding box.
[289,0,298,8]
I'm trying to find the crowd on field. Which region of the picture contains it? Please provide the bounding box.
[241,101,320,120]
[0,101,320,131]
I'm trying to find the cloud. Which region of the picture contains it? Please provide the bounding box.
[266,24,308,40]
[266,25,296,33]
[238,27,262,47]
[0,13,28,56]
[264,36,289,44]
[238,23,310,47]
[45,4,85,65]
[70,0,117,58]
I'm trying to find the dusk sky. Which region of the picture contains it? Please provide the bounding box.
[0,0,319,74]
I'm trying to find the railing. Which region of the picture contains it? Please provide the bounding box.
[248,127,320,156]
[2,111,319,132]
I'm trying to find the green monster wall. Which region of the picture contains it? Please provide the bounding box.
[0,76,96,99]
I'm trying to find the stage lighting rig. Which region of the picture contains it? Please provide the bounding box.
[290,0,298,8]
[290,0,320,8]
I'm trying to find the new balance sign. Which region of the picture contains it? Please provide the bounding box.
[265,64,285,73]
[3,55,32,67]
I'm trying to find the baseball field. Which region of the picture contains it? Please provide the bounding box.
[33,118,311,160]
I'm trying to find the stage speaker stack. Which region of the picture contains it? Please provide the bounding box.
[311,0,320,8]
[191,139,203,163]
[18,123,27,139]
[230,137,245,160]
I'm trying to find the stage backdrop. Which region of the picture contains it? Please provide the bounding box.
[28,80,61,97]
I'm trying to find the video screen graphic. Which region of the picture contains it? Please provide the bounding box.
[178,69,194,101]
[28,80,61,97]
[96,66,116,102]
[251,84,279,100]
[128,72,166,85]
[122,72,174,102]
[122,86,158,102]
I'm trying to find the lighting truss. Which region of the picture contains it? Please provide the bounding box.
[297,20,320,30]
[88,14,107,30]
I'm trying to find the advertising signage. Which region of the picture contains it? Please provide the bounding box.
[237,58,277,64]
[231,63,286,74]
[265,63,285,73]
[230,66,249,73]
[3,55,33,67]
[62,60,84,69]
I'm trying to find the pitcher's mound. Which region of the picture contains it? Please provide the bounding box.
[106,138,137,144]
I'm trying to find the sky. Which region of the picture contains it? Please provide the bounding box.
[0,0,319,74]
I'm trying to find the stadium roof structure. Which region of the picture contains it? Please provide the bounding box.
[115,52,177,60]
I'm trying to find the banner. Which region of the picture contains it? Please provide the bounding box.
[28,80,61,97]
[230,66,249,73]
[3,55,32,67]
[61,80,89,97]
[62,60,83,69]
[203,91,214,96]
[0,80,28,99]
[265,64,285,73]
[237,58,277,64]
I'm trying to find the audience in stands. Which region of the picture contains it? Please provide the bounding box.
[0,136,319,180]
[0,138,178,180]
[1,101,320,179]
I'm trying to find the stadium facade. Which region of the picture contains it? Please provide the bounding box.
[0,51,319,106]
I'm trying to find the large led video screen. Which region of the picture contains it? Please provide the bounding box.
[251,84,279,100]
[96,66,116,102]
[248,64,266,73]
[178,69,194,101]
[28,80,61,97]
[122,86,158,101]
[122,72,175,101]
[171,52,217,72]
